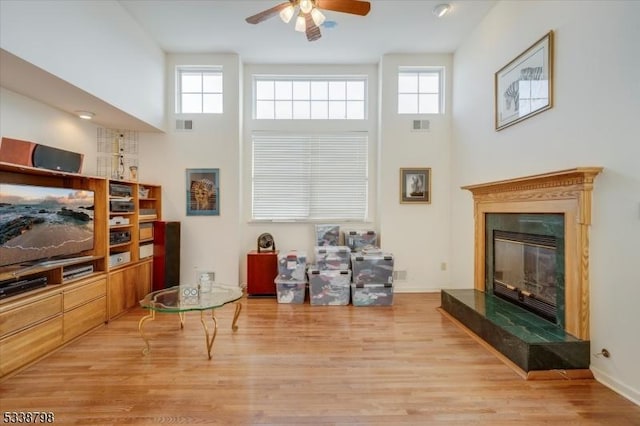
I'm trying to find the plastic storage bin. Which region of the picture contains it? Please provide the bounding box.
[277,250,307,281]
[308,268,351,306]
[275,278,306,304]
[351,283,394,306]
[315,224,340,246]
[351,251,394,285]
[343,229,378,252]
[314,246,351,270]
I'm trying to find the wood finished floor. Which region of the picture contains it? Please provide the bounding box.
[1,293,638,425]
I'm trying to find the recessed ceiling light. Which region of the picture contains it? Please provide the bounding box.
[76,111,95,120]
[433,4,451,18]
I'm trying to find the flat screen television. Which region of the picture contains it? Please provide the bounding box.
[0,182,95,268]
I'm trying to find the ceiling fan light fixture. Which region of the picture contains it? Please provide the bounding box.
[279,4,295,23]
[295,14,306,32]
[299,0,313,14]
[310,8,326,26]
[433,3,451,18]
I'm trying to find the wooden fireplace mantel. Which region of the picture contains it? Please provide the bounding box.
[462,167,603,340]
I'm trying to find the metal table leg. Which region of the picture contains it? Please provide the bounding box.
[138,309,156,355]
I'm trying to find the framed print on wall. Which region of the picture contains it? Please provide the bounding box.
[495,30,554,131]
[186,168,219,216]
[400,168,431,204]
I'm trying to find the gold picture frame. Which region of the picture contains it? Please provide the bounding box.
[400,168,431,204]
[495,30,554,131]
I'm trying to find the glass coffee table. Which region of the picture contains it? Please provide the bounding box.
[138,284,243,359]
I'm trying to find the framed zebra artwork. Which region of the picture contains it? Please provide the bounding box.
[495,30,554,131]
[186,168,219,216]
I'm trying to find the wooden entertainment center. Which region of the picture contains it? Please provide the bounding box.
[0,162,162,378]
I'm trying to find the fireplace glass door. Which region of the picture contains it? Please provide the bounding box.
[493,230,558,322]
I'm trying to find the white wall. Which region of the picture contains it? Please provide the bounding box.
[138,53,242,287]
[0,0,165,131]
[0,88,99,173]
[379,54,452,292]
[451,0,640,405]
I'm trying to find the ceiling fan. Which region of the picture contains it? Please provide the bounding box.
[245,0,371,42]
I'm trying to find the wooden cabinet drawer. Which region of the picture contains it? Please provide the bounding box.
[0,316,63,377]
[63,296,106,342]
[139,223,153,240]
[63,278,107,311]
[0,294,62,337]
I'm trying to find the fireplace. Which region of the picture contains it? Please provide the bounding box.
[440,168,601,376]
[487,214,564,325]
[463,167,602,340]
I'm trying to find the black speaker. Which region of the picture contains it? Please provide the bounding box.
[153,221,180,290]
[32,144,83,173]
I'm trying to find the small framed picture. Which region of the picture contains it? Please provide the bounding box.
[400,168,431,204]
[186,168,219,216]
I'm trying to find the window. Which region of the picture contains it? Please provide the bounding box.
[176,66,223,113]
[252,133,368,221]
[397,67,443,114]
[254,76,366,119]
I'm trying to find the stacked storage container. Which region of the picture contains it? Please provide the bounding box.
[315,224,340,246]
[307,268,351,305]
[275,250,307,304]
[343,229,378,253]
[309,224,351,305]
[350,248,394,306]
[314,246,351,271]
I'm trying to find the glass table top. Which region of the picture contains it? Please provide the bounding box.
[139,284,243,313]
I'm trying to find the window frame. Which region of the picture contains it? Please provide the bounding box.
[397,66,445,115]
[176,65,223,114]
[252,75,368,120]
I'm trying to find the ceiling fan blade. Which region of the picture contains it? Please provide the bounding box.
[315,0,371,16]
[245,1,292,24]
[305,13,322,42]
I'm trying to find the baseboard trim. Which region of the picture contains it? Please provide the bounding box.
[591,366,640,406]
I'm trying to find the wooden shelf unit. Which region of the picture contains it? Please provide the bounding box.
[0,162,162,377]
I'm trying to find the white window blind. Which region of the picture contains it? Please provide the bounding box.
[252,133,368,221]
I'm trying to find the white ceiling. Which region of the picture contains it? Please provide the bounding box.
[1,1,496,132]
[120,0,496,63]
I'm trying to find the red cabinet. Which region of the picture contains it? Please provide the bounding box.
[247,250,278,297]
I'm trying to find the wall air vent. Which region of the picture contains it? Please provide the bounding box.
[175,119,193,131]
[393,270,407,281]
[412,119,430,132]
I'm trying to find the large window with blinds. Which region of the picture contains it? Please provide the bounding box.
[251,133,368,221]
